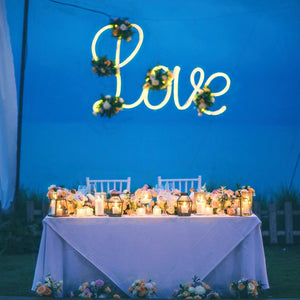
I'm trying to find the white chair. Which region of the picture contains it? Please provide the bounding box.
[157,176,202,192]
[86,177,131,193]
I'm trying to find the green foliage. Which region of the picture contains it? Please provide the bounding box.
[0,188,45,255]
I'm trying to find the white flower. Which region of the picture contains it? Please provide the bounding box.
[145,282,153,290]
[198,90,204,95]
[105,95,111,99]
[211,97,215,103]
[48,185,56,190]
[199,103,206,109]
[103,101,111,110]
[149,75,156,81]
[120,24,127,31]
[162,75,167,81]
[151,79,159,86]
[247,282,255,292]
[195,285,206,295]
[119,98,124,103]
[188,287,195,293]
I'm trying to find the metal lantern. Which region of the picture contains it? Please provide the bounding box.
[48,192,68,217]
[240,190,253,216]
[177,193,192,216]
[107,193,123,217]
[194,191,207,215]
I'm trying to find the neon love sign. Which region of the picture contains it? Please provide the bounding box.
[92,24,231,115]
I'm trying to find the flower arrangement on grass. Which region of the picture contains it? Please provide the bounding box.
[93,94,125,118]
[193,85,215,116]
[128,279,157,298]
[70,279,120,298]
[143,65,173,91]
[230,278,263,298]
[35,274,63,297]
[172,276,220,299]
[110,17,135,41]
[91,55,117,77]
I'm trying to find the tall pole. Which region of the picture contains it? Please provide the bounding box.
[15,0,29,200]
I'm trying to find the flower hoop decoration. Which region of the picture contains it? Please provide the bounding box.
[230,278,263,298]
[172,276,220,299]
[93,94,125,118]
[193,85,215,116]
[143,65,173,91]
[35,274,63,297]
[91,55,117,77]
[128,279,157,298]
[110,17,135,41]
[70,279,120,298]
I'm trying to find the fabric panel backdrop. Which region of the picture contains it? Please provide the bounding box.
[0,0,18,210]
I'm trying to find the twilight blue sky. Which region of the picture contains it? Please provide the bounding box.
[5,0,300,195]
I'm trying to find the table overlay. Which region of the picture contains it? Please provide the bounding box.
[32,214,269,298]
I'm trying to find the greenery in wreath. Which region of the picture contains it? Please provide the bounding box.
[143,65,173,91]
[93,94,125,118]
[110,17,135,41]
[91,55,117,77]
[193,85,215,116]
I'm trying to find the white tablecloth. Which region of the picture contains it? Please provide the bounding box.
[32,215,269,298]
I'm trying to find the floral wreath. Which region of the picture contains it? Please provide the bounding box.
[110,17,135,41]
[93,94,125,118]
[91,55,117,77]
[193,85,215,116]
[143,65,173,91]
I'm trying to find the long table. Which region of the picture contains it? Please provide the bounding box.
[32,215,269,298]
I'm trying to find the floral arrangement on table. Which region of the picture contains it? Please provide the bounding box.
[143,65,173,91]
[235,185,256,198]
[128,279,157,298]
[35,274,63,297]
[70,279,120,298]
[211,186,236,215]
[110,17,135,41]
[193,85,215,116]
[91,55,117,77]
[93,94,125,118]
[172,276,220,299]
[230,278,263,298]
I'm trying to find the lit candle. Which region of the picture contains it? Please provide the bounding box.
[181,202,189,214]
[136,207,146,216]
[153,205,161,216]
[242,199,250,215]
[77,208,85,217]
[205,206,213,215]
[56,204,63,217]
[95,194,105,216]
[86,207,94,216]
[196,202,206,215]
[112,203,120,215]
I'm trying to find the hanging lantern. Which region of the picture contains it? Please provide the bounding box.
[240,189,253,216]
[107,193,123,217]
[48,192,68,217]
[177,193,192,216]
[194,191,206,215]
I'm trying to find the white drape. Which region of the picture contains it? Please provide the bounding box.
[0,0,18,210]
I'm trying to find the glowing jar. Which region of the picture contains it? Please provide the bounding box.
[107,193,123,217]
[194,191,206,215]
[177,193,192,216]
[48,192,68,217]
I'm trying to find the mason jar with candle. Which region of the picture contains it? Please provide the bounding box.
[48,192,68,217]
[241,190,253,216]
[177,193,192,216]
[107,193,123,217]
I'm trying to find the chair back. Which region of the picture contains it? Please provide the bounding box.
[86,177,131,193]
[157,176,202,192]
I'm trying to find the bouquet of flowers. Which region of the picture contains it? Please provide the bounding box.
[70,279,120,298]
[143,65,173,91]
[193,85,215,116]
[93,94,125,118]
[235,185,256,198]
[91,55,117,77]
[128,279,157,298]
[172,276,220,299]
[230,278,263,298]
[110,17,135,41]
[35,274,63,297]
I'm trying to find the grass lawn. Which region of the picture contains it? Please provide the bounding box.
[0,245,299,298]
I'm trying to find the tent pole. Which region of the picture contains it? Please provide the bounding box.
[14,0,29,206]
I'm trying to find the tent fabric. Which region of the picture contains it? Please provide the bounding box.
[0,0,18,210]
